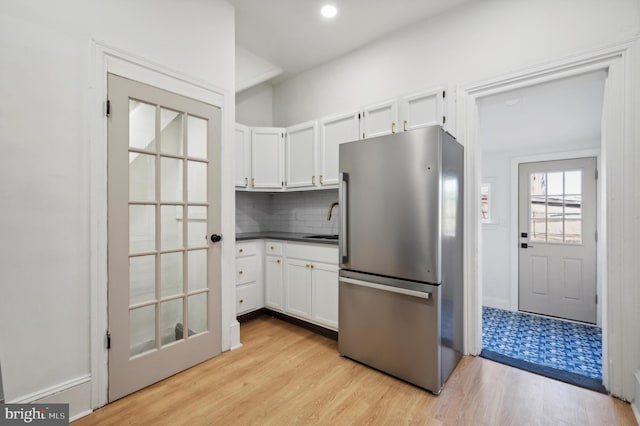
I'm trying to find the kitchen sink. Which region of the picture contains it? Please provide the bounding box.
[304,234,339,240]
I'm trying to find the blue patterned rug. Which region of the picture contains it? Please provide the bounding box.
[481,306,604,392]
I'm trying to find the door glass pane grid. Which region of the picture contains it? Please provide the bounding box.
[128,99,211,355]
[529,170,582,244]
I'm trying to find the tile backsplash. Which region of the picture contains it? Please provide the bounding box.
[236,189,339,235]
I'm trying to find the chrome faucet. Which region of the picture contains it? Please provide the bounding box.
[327,202,339,221]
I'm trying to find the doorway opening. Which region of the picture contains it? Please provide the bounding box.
[475,70,606,391]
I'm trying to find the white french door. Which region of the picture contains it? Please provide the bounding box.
[518,158,597,323]
[107,74,222,401]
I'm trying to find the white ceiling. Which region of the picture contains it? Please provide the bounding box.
[229,0,474,83]
[478,71,607,153]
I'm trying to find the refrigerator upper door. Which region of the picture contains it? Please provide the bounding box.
[340,126,442,284]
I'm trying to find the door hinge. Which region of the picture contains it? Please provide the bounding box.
[105,100,111,117]
[106,331,111,349]
[442,116,446,124]
[595,231,598,242]
[443,90,446,98]
[595,169,599,180]
[595,294,598,304]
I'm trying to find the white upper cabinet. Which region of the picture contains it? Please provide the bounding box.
[319,111,360,186]
[285,121,317,189]
[361,99,399,139]
[399,87,444,132]
[251,127,284,189]
[234,124,251,189]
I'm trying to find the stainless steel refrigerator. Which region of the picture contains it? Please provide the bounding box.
[338,125,463,394]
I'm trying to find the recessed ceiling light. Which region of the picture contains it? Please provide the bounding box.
[321,4,337,19]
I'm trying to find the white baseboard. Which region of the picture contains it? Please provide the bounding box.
[8,375,92,421]
[632,370,640,424]
[482,297,512,311]
[230,320,242,350]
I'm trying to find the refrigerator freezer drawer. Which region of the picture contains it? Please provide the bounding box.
[338,277,442,393]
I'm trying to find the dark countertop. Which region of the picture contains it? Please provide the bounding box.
[236,231,339,245]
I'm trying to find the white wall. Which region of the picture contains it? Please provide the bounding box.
[236,83,273,126]
[480,140,600,311]
[0,0,234,416]
[272,0,639,126]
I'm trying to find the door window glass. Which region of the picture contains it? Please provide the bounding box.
[529,170,582,244]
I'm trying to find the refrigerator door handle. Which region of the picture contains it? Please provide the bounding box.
[339,172,349,263]
[341,277,431,300]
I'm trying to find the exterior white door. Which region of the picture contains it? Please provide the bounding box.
[319,111,360,186]
[518,158,597,323]
[286,121,317,188]
[107,74,222,401]
[251,127,284,189]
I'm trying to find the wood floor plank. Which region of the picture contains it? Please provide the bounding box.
[74,316,637,426]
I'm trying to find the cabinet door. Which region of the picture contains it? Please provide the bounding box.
[286,121,317,188]
[400,88,444,132]
[251,127,284,189]
[319,112,360,186]
[285,259,312,319]
[236,283,257,315]
[311,262,339,329]
[362,99,399,139]
[234,124,251,188]
[265,256,284,310]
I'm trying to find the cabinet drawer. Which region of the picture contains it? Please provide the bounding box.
[236,256,257,285]
[265,241,283,256]
[286,243,338,264]
[236,283,258,315]
[236,242,257,257]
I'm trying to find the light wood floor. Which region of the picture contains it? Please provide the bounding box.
[75,316,637,425]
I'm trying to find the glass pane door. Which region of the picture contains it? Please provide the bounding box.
[108,73,221,401]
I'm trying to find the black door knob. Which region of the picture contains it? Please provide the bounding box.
[210,234,222,243]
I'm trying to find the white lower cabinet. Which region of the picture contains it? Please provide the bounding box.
[236,282,258,314]
[235,241,263,316]
[284,243,339,330]
[236,239,338,330]
[285,259,313,318]
[265,254,284,310]
[310,262,339,329]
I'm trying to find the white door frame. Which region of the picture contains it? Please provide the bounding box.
[458,40,639,400]
[89,42,236,409]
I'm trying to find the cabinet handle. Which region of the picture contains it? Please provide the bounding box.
[270,246,275,250]
[319,175,324,185]
[312,175,315,185]
[239,248,244,253]
[239,299,244,304]
[391,122,396,133]
[245,177,248,187]
[277,259,281,264]
[239,271,243,275]
[251,178,255,187]
[310,264,315,269]
[305,264,310,268]
[403,120,408,131]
